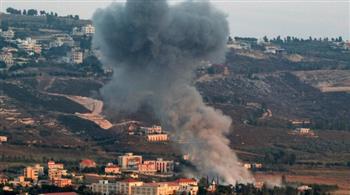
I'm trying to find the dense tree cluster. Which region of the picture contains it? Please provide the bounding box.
[264,150,296,165]
[196,181,337,195]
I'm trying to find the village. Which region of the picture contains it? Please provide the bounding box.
[0,23,96,72]
[1,124,321,195]
[1,7,350,195]
[0,151,200,194]
[1,11,349,76]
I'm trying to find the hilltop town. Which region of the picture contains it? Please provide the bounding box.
[1,7,350,195]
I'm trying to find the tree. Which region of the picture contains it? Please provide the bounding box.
[80,37,92,50]
[0,37,6,49]
[286,36,291,42]
[0,61,6,69]
[74,15,80,20]
[1,21,9,31]
[22,9,27,15]
[6,7,21,15]
[46,14,56,25]
[27,9,38,16]
[81,55,104,73]
[276,35,282,41]
[40,10,46,15]
[338,36,343,42]
[263,36,269,42]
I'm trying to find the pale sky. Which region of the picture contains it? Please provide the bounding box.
[1,0,349,40]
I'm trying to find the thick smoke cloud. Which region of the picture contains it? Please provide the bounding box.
[93,0,253,183]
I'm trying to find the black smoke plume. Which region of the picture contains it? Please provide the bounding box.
[93,0,253,183]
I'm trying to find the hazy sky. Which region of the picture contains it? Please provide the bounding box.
[1,0,349,40]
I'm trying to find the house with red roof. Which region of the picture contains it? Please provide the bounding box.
[79,159,97,170]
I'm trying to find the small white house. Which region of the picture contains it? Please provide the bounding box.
[0,136,8,142]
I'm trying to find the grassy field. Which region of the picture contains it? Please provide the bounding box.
[254,167,350,194]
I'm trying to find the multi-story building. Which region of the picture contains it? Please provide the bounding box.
[118,153,142,171]
[91,178,197,195]
[82,24,95,36]
[0,136,8,142]
[175,178,198,187]
[24,164,44,181]
[116,179,144,195]
[47,161,67,180]
[72,27,84,36]
[69,48,83,64]
[177,184,198,195]
[0,52,14,67]
[146,134,169,142]
[105,163,121,174]
[1,29,15,40]
[49,34,75,48]
[138,161,157,175]
[52,178,72,187]
[92,179,143,195]
[17,38,42,54]
[155,158,174,173]
[48,161,64,170]
[91,180,116,195]
[141,125,163,134]
[131,182,179,195]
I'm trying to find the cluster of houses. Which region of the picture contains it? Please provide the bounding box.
[0,152,177,193]
[243,163,263,170]
[227,36,350,55]
[0,24,96,70]
[227,37,286,54]
[290,127,317,138]
[117,153,174,176]
[3,161,70,189]
[91,178,198,195]
[288,119,317,138]
[128,125,170,142]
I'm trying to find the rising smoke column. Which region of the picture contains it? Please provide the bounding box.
[93,0,253,183]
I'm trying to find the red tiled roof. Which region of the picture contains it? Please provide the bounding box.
[80,159,96,166]
[161,182,179,186]
[121,178,140,183]
[176,178,197,183]
[106,165,119,168]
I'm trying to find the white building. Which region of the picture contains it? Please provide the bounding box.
[17,38,42,54]
[91,179,143,195]
[296,128,310,134]
[91,180,117,195]
[227,41,251,50]
[1,29,15,40]
[91,178,198,195]
[131,182,179,195]
[69,48,83,64]
[0,136,8,142]
[24,164,44,181]
[49,34,75,48]
[72,27,84,36]
[0,52,14,67]
[264,45,285,54]
[82,24,95,36]
[155,158,174,173]
[118,153,142,171]
[141,125,163,134]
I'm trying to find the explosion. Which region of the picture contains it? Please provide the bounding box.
[93,0,253,183]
